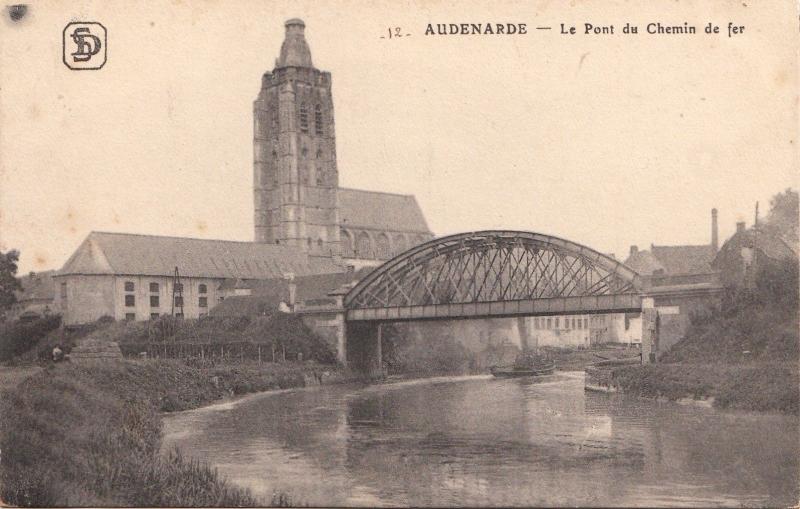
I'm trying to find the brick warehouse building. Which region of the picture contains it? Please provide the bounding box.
[50,19,433,325]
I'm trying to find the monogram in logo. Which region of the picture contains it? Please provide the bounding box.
[63,22,107,70]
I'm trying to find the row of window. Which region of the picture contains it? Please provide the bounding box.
[124,295,207,308]
[299,103,324,136]
[125,312,207,321]
[340,230,429,260]
[533,316,590,331]
[123,282,207,294]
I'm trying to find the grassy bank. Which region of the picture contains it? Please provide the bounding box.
[607,362,799,413]
[0,359,350,506]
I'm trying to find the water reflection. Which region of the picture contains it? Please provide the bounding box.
[162,373,799,507]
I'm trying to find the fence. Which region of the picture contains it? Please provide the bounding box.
[119,341,298,363]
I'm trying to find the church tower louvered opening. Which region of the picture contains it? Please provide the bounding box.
[253,18,340,260]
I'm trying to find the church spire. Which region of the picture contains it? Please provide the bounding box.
[276,18,313,68]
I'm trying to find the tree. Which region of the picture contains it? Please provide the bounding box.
[764,188,799,245]
[0,249,22,311]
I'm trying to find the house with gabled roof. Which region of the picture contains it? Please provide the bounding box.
[7,270,56,321]
[624,208,720,287]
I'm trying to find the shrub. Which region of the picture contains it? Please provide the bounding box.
[0,315,61,362]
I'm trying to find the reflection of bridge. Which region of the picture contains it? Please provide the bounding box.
[298,231,721,376]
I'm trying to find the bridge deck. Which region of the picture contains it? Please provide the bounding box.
[346,293,642,322]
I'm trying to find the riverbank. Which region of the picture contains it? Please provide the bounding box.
[587,362,799,414]
[0,359,353,506]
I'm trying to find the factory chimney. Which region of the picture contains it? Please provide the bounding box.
[711,208,719,254]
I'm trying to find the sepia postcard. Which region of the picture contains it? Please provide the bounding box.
[0,1,797,507]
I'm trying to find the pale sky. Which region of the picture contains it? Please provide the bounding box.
[1,0,797,273]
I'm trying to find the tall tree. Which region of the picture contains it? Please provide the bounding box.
[764,188,799,245]
[0,249,23,311]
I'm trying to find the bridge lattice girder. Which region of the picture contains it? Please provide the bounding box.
[345,231,642,311]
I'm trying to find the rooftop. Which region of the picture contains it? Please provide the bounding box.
[624,244,715,276]
[57,231,342,279]
[339,188,431,234]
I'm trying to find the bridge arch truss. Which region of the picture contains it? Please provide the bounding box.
[345,231,644,321]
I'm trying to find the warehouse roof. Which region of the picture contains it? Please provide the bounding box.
[57,232,342,279]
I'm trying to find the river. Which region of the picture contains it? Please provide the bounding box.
[162,372,799,507]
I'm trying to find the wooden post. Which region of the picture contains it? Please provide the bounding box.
[376,323,383,377]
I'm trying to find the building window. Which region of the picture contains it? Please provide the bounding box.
[174,296,184,307]
[341,229,355,258]
[174,283,183,293]
[199,297,208,308]
[199,284,207,294]
[572,318,577,329]
[299,103,308,132]
[584,318,589,329]
[124,281,135,292]
[555,318,560,328]
[150,296,159,308]
[546,318,552,329]
[149,282,159,292]
[125,295,135,307]
[356,232,372,259]
[125,313,136,321]
[376,234,391,259]
[315,104,323,135]
[60,282,67,298]
[150,313,160,320]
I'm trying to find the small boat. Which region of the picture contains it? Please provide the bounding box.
[490,351,555,378]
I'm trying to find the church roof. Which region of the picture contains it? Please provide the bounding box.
[338,188,431,234]
[57,232,342,279]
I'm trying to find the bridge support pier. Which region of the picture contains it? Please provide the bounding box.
[641,297,659,363]
[344,321,384,378]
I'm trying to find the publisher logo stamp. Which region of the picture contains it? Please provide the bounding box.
[63,22,107,70]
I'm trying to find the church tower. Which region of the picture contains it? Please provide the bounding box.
[254,19,340,259]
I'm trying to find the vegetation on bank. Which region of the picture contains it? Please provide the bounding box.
[606,259,800,414]
[0,358,354,506]
[610,362,798,413]
[0,315,62,362]
[0,361,264,507]
[0,312,338,367]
